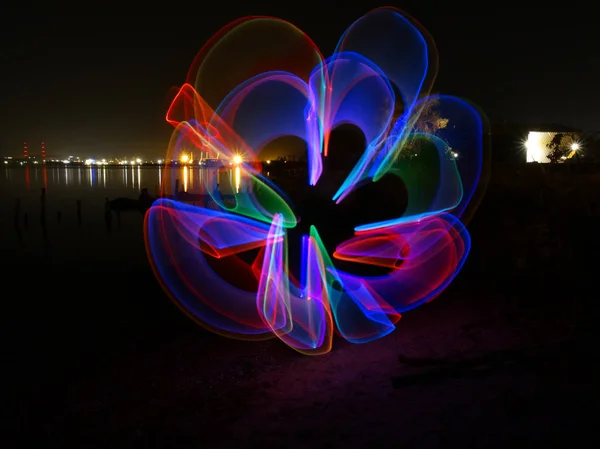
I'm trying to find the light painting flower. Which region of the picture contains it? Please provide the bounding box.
[145,7,487,355]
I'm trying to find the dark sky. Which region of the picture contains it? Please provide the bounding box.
[1,3,598,158]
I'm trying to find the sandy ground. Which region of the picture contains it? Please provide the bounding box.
[12,278,596,449]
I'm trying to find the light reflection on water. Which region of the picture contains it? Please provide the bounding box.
[1,165,250,197]
[0,165,250,257]
[1,165,253,232]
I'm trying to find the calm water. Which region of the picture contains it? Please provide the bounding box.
[0,165,246,258]
[1,164,246,198]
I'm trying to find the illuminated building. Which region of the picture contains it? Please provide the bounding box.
[524,126,582,163]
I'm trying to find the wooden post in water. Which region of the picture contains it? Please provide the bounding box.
[76,199,82,227]
[40,188,47,228]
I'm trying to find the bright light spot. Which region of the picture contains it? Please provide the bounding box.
[129,160,135,165]
[157,159,163,164]
[85,159,95,165]
[526,132,581,162]
[136,158,142,164]
[525,132,547,162]
[233,155,242,165]
[452,152,459,159]
[266,160,271,164]
[180,154,189,164]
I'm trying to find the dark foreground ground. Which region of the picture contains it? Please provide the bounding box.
[3,169,600,448]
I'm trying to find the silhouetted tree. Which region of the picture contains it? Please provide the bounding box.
[395,98,450,161]
[546,132,572,163]
[414,98,449,135]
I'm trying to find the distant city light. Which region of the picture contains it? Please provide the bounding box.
[571,143,580,151]
[233,154,242,165]
[3,155,189,166]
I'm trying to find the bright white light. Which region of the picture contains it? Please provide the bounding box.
[525,132,548,162]
[526,132,581,162]
[136,158,142,164]
[180,154,189,164]
[233,155,242,165]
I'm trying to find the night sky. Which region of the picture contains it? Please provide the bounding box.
[1,3,597,158]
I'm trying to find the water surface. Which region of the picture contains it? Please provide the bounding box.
[0,165,246,254]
